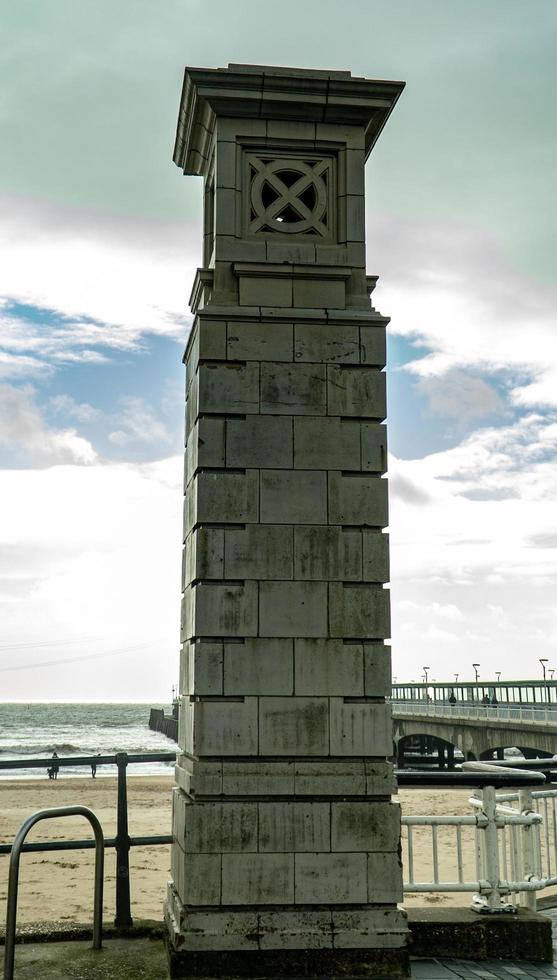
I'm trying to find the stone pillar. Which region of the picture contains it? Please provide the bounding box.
[166,64,408,978]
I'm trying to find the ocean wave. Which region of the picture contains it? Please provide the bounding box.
[0,742,83,756]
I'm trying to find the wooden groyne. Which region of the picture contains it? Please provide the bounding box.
[149,707,178,742]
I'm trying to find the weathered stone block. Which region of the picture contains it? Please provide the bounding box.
[260,469,327,524]
[327,364,386,418]
[187,318,227,380]
[294,321,360,364]
[258,909,333,950]
[226,320,294,362]
[294,417,360,469]
[225,525,293,580]
[328,472,388,527]
[329,582,390,638]
[332,908,408,949]
[185,417,226,486]
[292,277,345,309]
[222,853,295,904]
[198,360,259,414]
[294,760,367,796]
[178,910,259,951]
[361,422,387,472]
[360,324,387,365]
[183,697,259,756]
[226,415,293,467]
[339,146,366,197]
[222,761,295,796]
[258,802,330,852]
[366,760,397,795]
[364,641,392,696]
[367,852,404,903]
[185,371,199,437]
[217,235,267,262]
[180,589,193,642]
[259,581,327,637]
[266,241,316,264]
[259,697,329,755]
[294,638,364,695]
[331,802,400,852]
[172,787,186,843]
[214,187,239,237]
[191,581,258,637]
[186,526,224,581]
[216,139,238,189]
[224,638,294,695]
[295,853,367,904]
[260,362,326,415]
[181,639,224,695]
[175,755,223,796]
[362,530,389,582]
[239,274,293,307]
[183,800,258,853]
[173,845,222,906]
[329,699,392,756]
[194,469,259,525]
[294,526,362,581]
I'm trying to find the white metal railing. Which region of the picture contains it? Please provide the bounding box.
[401,765,557,911]
[392,699,557,727]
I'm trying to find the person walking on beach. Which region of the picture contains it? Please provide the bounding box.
[91,753,100,778]
[51,750,59,779]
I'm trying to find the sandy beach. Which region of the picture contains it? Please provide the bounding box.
[0,776,174,925]
[0,777,543,924]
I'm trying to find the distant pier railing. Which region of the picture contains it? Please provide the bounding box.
[149,706,178,742]
[392,699,557,727]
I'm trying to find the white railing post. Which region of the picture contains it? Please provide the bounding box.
[481,786,503,911]
[518,787,538,911]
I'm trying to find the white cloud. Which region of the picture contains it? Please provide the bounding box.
[0,192,196,363]
[0,455,183,700]
[416,370,502,420]
[0,384,97,465]
[388,412,557,681]
[108,396,171,448]
[369,212,557,408]
[50,394,100,422]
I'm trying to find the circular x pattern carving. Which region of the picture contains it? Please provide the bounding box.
[249,157,330,236]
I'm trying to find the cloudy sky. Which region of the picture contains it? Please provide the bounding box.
[1,0,556,700]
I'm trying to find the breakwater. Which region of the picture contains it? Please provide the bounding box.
[148,707,178,743]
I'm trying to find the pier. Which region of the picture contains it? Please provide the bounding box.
[392,680,557,767]
[148,706,178,743]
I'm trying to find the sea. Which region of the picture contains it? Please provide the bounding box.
[0,702,176,779]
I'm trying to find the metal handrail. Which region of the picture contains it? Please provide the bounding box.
[4,806,104,980]
[0,751,175,930]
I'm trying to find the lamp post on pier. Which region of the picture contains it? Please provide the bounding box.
[472,663,480,701]
[540,658,549,706]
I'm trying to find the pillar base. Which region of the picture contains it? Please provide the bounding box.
[165,885,409,978]
[167,945,410,979]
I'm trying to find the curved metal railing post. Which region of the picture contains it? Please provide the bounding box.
[4,805,104,980]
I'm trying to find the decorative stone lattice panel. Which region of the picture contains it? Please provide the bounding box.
[245,152,335,239]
